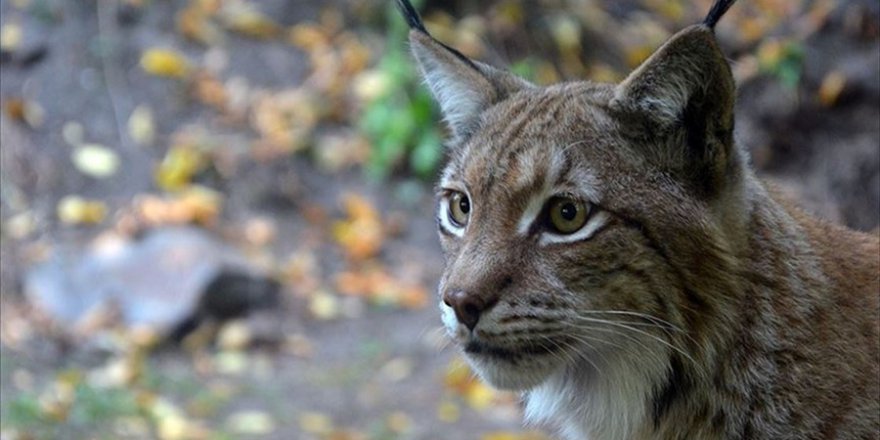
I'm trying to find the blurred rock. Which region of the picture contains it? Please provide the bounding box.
[24,227,280,338]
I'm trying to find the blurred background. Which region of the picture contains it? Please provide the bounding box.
[0,0,877,439]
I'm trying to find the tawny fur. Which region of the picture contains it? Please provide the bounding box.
[398,1,880,438]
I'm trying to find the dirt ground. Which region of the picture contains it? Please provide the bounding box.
[0,0,877,439]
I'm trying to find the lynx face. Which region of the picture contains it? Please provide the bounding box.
[434,83,687,390]
[404,20,740,391]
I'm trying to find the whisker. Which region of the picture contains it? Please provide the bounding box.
[570,316,702,375]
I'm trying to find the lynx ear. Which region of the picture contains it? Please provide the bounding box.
[397,0,532,142]
[611,24,737,195]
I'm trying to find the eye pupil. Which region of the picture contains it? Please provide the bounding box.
[459,197,470,214]
[560,203,577,221]
[446,191,470,228]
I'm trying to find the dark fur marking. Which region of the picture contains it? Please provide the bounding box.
[711,409,726,433]
[652,354,692,428]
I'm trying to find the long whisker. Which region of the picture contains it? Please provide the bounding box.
[579,310,685,332]
[565,323,669,368]
[571,316,702,373]
[578,309,703,349]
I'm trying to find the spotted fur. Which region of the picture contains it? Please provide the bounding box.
[397,0,880,438]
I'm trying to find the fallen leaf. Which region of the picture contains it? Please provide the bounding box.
[193,72,228,111]
[4,211,36,239]
[176,185,222,225]
[443,357,503,410]
[3,98,25,121]
[243,217,276,246]
[378,357,413,383]
[221,8,279,39]
[818,70,846,107]
[386,411,412,434]
[141,48,191,78]
[309,290,340,320]
[176,5,224,45]
[0,22,22,51]
[436,400,460,423]
[57,196,107,224]
[128,105,155,146]
[155,145,205,191]
[217,320,251,351]
[228,410,275,435]
[298,411,333,435]
[72,144,120,178]
[331,194,384,261]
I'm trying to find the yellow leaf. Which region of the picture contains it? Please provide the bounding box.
[72,144,120,178]
[57,196,107,224]
[465,381,496,410]
[154,146,205,192]
[140,48,191,78]
[223,10,279,39]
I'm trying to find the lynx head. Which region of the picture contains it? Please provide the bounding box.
[398,0,744,391]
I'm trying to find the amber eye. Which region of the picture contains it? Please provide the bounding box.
[448,192,470,227]
[547,197,589,234]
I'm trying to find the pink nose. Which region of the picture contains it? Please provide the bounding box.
[443,290,495,331]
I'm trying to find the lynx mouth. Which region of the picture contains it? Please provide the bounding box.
[464,339,558,362]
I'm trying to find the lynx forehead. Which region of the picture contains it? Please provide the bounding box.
[439,85,609,241]
[397,0,880,439]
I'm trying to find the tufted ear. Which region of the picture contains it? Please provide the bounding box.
[612,26,737,195]
[397,0,532,142]
[611,0,739,196]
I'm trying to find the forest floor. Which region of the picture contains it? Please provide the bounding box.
[0,0,877,439]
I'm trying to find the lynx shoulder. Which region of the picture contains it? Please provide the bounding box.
[395,0,880,438]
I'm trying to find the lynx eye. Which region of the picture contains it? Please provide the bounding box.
[546,197,589,234]
[448,191,471,227]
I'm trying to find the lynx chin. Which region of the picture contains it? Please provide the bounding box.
[395,0,880,438]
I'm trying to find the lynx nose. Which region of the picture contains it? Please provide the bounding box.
[443,290,495,331]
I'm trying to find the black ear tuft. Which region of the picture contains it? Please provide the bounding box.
[703,0,738,29]
[396,0,429,34]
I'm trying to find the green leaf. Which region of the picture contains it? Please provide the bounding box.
[410,130,443,177]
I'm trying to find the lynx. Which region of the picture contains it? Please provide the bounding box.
[396,0,880,438]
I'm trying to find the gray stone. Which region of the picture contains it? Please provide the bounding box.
[24,227,278,336]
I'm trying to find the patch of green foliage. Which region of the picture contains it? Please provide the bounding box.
[2,381,140,439]
[760,40,805,89]
[359,0,444,180]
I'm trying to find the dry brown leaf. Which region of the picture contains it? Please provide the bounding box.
[818,70,846,107]
[331,194,384,261]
